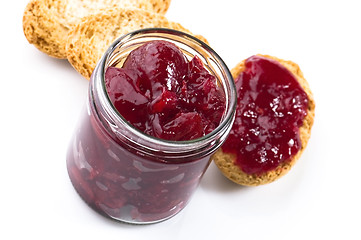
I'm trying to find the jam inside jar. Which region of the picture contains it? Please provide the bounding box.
[66,29,236,224]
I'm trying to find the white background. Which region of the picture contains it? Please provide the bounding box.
[2,0,361,239]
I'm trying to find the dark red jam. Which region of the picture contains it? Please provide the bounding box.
[222,55,309,175]
[105,40,226,141]
[67,40,227,223]
[67,113,211,222]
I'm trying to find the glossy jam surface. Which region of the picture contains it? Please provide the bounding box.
[222,55,309,175]
[105,40,226,141]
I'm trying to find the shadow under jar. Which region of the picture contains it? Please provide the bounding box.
[66,28,237,224]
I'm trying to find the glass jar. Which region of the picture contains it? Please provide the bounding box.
[66,28,236,224]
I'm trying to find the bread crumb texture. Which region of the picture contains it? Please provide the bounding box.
[213,54,315,186]
[22,0,171,58]
[66,7,207,79]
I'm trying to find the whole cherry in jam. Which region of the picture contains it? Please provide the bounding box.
[105,40,226,141]
[222,55,309,175]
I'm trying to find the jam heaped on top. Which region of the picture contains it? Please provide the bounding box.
[105,40,226,141]
[222,55,309,175]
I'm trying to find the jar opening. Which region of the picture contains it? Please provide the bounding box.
[92,28,236,158]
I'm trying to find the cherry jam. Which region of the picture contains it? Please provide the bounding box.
[66,112,211,223]
[66,29,236,224]
[105,40,226,141]
[222,55,309,175]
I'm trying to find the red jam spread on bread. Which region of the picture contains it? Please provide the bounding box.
[105,40,226,141]
[222,55,309,175]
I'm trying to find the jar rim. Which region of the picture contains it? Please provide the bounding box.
[92,28,237,154]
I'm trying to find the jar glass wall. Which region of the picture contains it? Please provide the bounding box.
[66,28,236,224]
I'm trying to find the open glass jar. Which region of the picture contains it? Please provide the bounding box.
[66,28,236,224]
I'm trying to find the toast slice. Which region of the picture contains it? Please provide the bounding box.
[22,0,171,58]
[212,55,315,186]
[66,7,207,79]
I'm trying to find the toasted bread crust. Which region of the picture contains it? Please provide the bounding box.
[213,55,315,186]
[23,0,69,58]
[148,0,171,14]
[22,0,171,58]
[66,7,207,79]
